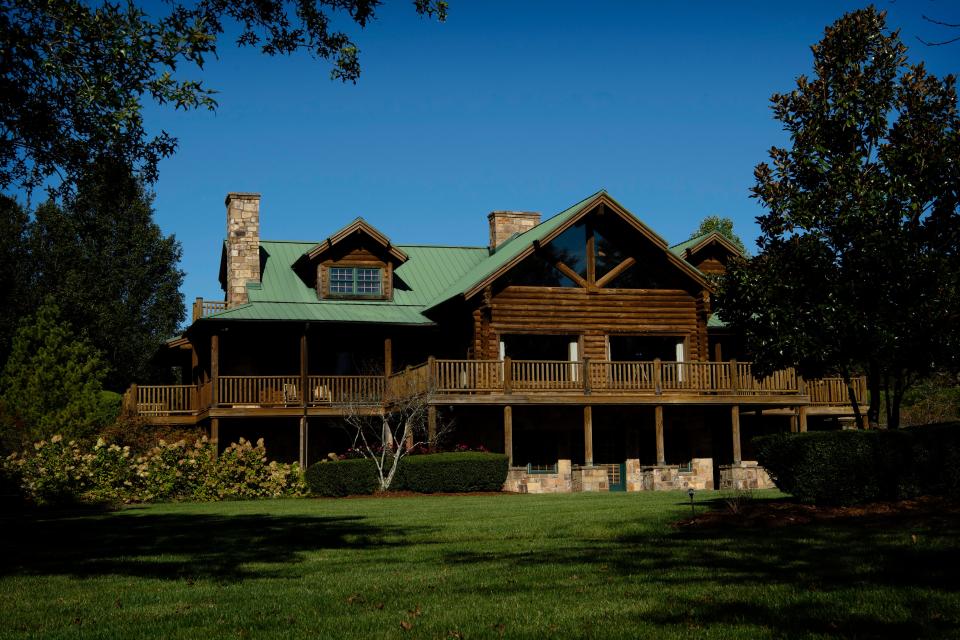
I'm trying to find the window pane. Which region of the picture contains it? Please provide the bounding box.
[356,268,382,295]
[548,221,588,278]
[330,267,354,293]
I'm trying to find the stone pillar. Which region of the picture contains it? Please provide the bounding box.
[488,211,541,249]
[225,192,261,306]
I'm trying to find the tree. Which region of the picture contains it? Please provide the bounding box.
[0,301,114,448]
[0,195,33,365]
[688,215,747,254]
[717,7,960,429]
[337,374,449,491]
[26,162,186,389]
[0,0,448,195]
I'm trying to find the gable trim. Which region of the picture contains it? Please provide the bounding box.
[682,231,745,260]
[305,217,409,264]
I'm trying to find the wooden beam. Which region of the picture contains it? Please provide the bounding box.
[503,356,513,394]
[210,418,220,458]
[731,405,741,464]
[585,225,596,285]
[583,405,594,466]
[554,261,590,289]
[504,405,513,466]
[300,328,308,408]
[798,405,808,432]
[790,410,799,433]
[594,256,637,289]
[384,337,393,377]
[210,333,219,406]
[299,417,308,467]
[655,405,665,465]
[428,405,437,450]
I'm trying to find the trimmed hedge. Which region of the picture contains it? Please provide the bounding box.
[754,423,960,505]
[306,458,379,497]
[394,452,509,493]
[306,452,509,496]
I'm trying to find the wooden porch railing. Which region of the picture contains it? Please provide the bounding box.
[808,377,867,406]
[218,375,301,406]
[308,375,384,405]
[192,297,228,321]
[125,364,868,417]
[136,385,197,415]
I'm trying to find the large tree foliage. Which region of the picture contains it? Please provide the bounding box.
[717,7,960,428]
[25,163,186,389]
[1,163,185,389]
[0,302,115,449]
[688,215,747,254]
[0,0,448,194]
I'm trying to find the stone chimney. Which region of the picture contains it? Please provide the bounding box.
[225,192,261,306]
[488,211,541,249]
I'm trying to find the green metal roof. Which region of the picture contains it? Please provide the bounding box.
[200,190,720,325]
[204,242,489,324]
[669,232,713,256]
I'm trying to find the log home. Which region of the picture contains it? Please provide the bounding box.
[131,190,865,492]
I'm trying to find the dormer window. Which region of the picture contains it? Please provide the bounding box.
[330,266,383,296]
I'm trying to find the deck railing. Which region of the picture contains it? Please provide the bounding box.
[218,375,302,406]
[127,362,866,418]
[192,297,228,321]
[808,377,867,406]
[308,375,384,405]
[136,385,197,415]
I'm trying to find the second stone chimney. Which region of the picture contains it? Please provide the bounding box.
[225,192,261,306]
[488,211,541,250]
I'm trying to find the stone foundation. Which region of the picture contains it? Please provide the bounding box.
[506,458,716,493]
[504,459,573,493]
[719,461,776,490]
[572,465,608,492]
[638,458,714,491]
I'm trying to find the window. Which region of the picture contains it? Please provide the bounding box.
[328,266,382,296]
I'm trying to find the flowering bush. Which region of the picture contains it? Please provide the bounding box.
[3,435,307,506]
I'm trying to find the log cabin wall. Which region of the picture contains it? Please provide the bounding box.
[473,286,704,361]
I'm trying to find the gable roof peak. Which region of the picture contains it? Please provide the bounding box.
[304,216,409,264]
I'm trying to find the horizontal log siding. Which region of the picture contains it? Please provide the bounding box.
[488,287,702,361]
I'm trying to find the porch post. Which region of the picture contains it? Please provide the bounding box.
[428,405,437,450]
[790,410,799,433]
[299,417,308,467]
[504,405,513,466]
[300,326,308,407]
[655,404,665,465]
[731,405,742,464]
[210,418,220,458]
[583,405,594,466]
[384,337,392,377]
[798,405,808,432]
[210,332,219,406]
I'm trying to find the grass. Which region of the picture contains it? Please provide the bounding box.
[1,491,958,639]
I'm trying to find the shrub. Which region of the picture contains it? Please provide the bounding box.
[754,423,960,505]
[2,435,307,506]
[393,452,509,493]
[306,458,380,497]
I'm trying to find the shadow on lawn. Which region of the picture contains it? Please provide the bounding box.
[0,508,427,582]
[446,505,960,638]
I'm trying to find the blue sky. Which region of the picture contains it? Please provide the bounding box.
[142,1,959,304]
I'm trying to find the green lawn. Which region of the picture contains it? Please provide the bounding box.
[1,491,958,639]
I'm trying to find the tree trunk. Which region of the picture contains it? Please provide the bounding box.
[841,369,864,428]
[867,361,882,429]
[889,373,905,429]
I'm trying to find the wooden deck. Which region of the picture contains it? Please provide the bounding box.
[125,359,867,424]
